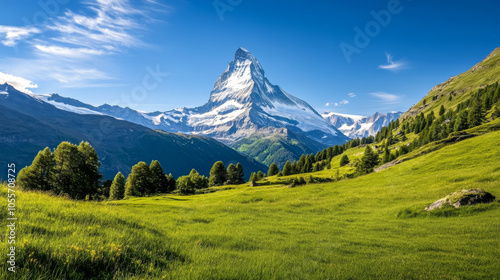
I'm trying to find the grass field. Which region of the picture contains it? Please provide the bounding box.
[2,131,500,279]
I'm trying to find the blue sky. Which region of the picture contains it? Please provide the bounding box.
[0,0,499,116]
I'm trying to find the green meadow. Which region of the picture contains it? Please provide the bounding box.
[2,130,500,279]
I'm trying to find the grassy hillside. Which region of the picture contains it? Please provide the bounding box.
[403,46,500,118]
[232,131,327,168]
[3,130,499,279]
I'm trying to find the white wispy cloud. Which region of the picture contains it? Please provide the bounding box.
[326,100,349,107]
[378,53,406,71]
[0,72,38,93]
[34,44,108,58]
[348,92,356,98]
[0,57,115,86]
[0,26,41,47]
[1,0,165,87]
[370,92,401,104]
[335,100,349,106]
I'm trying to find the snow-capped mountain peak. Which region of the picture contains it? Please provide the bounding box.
[209,48,265,104]
[199,48,345,143]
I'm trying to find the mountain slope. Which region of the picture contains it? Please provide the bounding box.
[403,46,500,118]
[0,83,266,180]
[231,130,327,168]
[322,111,402,138]
[29,48,350,166]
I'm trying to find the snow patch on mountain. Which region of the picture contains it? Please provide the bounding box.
[323,111,402,138]
[35,94,104,115]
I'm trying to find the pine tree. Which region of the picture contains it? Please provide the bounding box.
[439,105,446,116]
[53,142,83,198]
[340,155,350,166]
[297,155,306,172]
[268,163,279,176]
[454,111,469,132]
[17,147,55,191]
[188,169,207,189]
[77,142,102,199]
[282,161,292,176]
[356,146,380,174]
[302,162,311,173]
[326,161,331,169]
[249,172,257,183]
[382,146,391,164]
[257,171,265,179]
[209,161,226,187]
[165,173,176,192]
[291,162,298,174]
[468,98,485,127]
[226,163,239,184]
[150,160,168,193]
[109,172,125,200]
[312,163,320,172]
[124,161,151,197]
[236,163,245,184]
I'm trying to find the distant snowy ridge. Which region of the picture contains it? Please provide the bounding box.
[322,111,403,139]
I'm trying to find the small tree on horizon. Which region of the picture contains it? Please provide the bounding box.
[340,155,350,167]
[226,163,239,185]
[150,160,168,194]
[17,147,55,191]
[282,161,292,176]
[468,98,485,127]
[124,161,151,197]
[249,172,257,183]
[165,173,176,193]
[236,163,245,184]
[356,146,380,174]
[268,163,279,176]
[382,146,391,164]
[109,172,125,200]
[439,105,446,116]
[209,161,226,187]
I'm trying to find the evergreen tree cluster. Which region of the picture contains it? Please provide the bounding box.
[206,161,245,187]
[123,160,176,198]
[17,141,102,200]
[401,82,500,147]
[176,169,208,194]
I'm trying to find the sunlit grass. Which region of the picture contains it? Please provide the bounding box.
[2,131,500,279]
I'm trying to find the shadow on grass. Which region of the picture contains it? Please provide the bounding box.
[397,200,499,218]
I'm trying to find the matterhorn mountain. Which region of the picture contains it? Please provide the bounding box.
[322,111,403,139]
[34,48,350,166]
[168,47,347,145]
